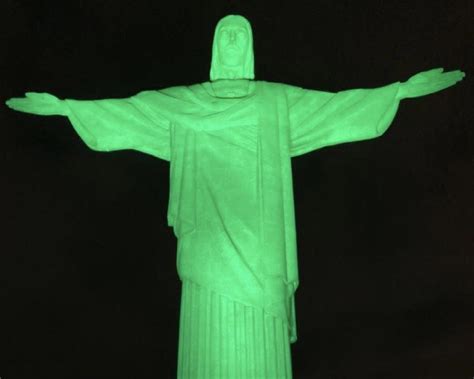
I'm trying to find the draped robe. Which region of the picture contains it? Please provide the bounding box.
[65,80,401,346]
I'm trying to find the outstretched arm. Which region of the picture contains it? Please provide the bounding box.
[6,91,173,161]
[288,67,465,157]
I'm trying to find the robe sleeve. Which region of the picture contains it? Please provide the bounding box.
[287,82,402,157]
[64,90,173,161]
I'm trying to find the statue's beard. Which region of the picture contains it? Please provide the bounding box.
[217,68,241,80]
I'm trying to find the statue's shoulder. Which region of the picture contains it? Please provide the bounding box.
[257,80,302,93]
[133,84,197,103]
[137,85,191,96]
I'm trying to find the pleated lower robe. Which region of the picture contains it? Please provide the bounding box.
[178,280,292,378]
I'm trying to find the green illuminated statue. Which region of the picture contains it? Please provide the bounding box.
[6,14,465,379]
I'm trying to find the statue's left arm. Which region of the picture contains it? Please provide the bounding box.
[288,68,465,157]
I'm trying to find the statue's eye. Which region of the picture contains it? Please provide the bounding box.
[237,31,247,41]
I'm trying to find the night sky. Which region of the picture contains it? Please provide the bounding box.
[1,1,473,378]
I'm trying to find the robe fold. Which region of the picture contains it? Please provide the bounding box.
[64,80,401,349]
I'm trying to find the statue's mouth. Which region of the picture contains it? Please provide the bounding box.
[225,47,241,55]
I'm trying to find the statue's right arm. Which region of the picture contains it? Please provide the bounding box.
[6,91,171,161]
[6,92,68,116]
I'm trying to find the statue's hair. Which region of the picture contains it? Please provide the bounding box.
[210,15,255,81]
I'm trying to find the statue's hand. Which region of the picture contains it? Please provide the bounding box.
[5,92,68,116]
[398,68,465,99]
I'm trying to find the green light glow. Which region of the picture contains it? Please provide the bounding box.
[5,14,465,379]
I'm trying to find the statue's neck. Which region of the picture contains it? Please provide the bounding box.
[209,79,253,98]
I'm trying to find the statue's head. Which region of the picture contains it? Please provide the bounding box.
[210,15,255,81]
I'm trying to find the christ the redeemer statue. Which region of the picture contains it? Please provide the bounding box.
[6,14,465,379]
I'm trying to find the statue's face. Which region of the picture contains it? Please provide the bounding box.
[217,23,249,67]
[210,15,254,81]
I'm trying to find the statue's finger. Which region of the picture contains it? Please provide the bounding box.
[6,99,32,112]
[442,71,465,82]
[5,99,16,110]
[6,98,26,108]
[442,69,463,77]
[443,70,466,82]
[6,98,18,106]
[453,70,466,80]
[25,92,47,100]
[426,67,444,75]
[429,80,458,93]
[440,81,458,91]
[428,72,463,85]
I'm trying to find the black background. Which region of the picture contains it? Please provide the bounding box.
[1,1,473,378]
